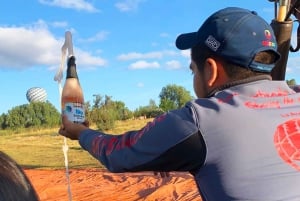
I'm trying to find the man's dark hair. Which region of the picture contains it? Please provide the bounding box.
[191,44,278,80]
[0,151,39,201]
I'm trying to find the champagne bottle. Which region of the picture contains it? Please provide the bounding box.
[61,56,85,123]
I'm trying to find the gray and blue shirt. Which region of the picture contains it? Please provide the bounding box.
[79,76,300,200]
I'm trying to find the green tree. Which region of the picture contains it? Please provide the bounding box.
[94,106,116,131]
[0,113,5,129]
[92,94,102,109]
[159,84,193,111]
[88,94,134,130]
[134,99,164,118]
[1,101,60,130]
[89,95,117,131]
[286,79,297,86]
[84,100,92,123]
[113,101,133,120]
[94,95,116,131]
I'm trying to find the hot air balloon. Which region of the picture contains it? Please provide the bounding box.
[26,87,47,103]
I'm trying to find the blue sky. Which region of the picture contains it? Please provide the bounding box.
[1,0,300,114]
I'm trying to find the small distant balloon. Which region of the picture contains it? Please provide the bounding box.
[26,87,47,103]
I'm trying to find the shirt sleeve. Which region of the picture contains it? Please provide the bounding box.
[78,105,206,173]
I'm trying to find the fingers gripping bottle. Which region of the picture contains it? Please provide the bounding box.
[61,56,85,123]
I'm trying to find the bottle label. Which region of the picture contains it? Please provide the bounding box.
[63,102,85,123]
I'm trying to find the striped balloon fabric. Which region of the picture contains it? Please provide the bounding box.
[26,87,47,102]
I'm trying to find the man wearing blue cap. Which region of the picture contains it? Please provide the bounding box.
[59,7,300,200]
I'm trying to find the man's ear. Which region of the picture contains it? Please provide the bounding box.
[204,58,218,87]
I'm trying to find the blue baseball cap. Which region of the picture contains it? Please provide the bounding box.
[176,7,280,72]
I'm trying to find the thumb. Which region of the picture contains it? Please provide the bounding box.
[59,115,72,136]
[61,114,69,123]
[61,115,72,128]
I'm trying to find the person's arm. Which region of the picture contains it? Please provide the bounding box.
[60,106,206,173]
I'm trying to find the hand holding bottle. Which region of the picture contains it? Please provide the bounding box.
[59,115,89,140]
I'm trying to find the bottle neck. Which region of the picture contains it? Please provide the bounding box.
[66,56,78,79]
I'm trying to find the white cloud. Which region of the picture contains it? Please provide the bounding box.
[79,31,110,43]
[160,32,169,38]
[165,60,181,70]
[39,0,99,12]
[129,60,160,69]
[151,42,158,47]
[117,50,177,61]
[75,49,107,67]
[118,52,162,60]
[137,82,144,87]
[181,50,190,58]
[115,0,146,12]
[0,24,107,70]
[286,55,300,70]
[282,55,300,83]
[290,29,298,50]
[51,21,68,28]
[0,26,59,68]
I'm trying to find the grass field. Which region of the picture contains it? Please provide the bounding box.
[0,118,152,169]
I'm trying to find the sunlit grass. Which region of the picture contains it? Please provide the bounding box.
[106,118,153,134]
[0,118,153,169]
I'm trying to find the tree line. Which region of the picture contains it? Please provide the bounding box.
[0,84,193,131]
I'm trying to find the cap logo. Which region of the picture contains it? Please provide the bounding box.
[205,35,220,51]
[265,30,271,40]
[262,29,276,48]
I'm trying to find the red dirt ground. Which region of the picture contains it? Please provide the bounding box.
[25,169,202,201]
